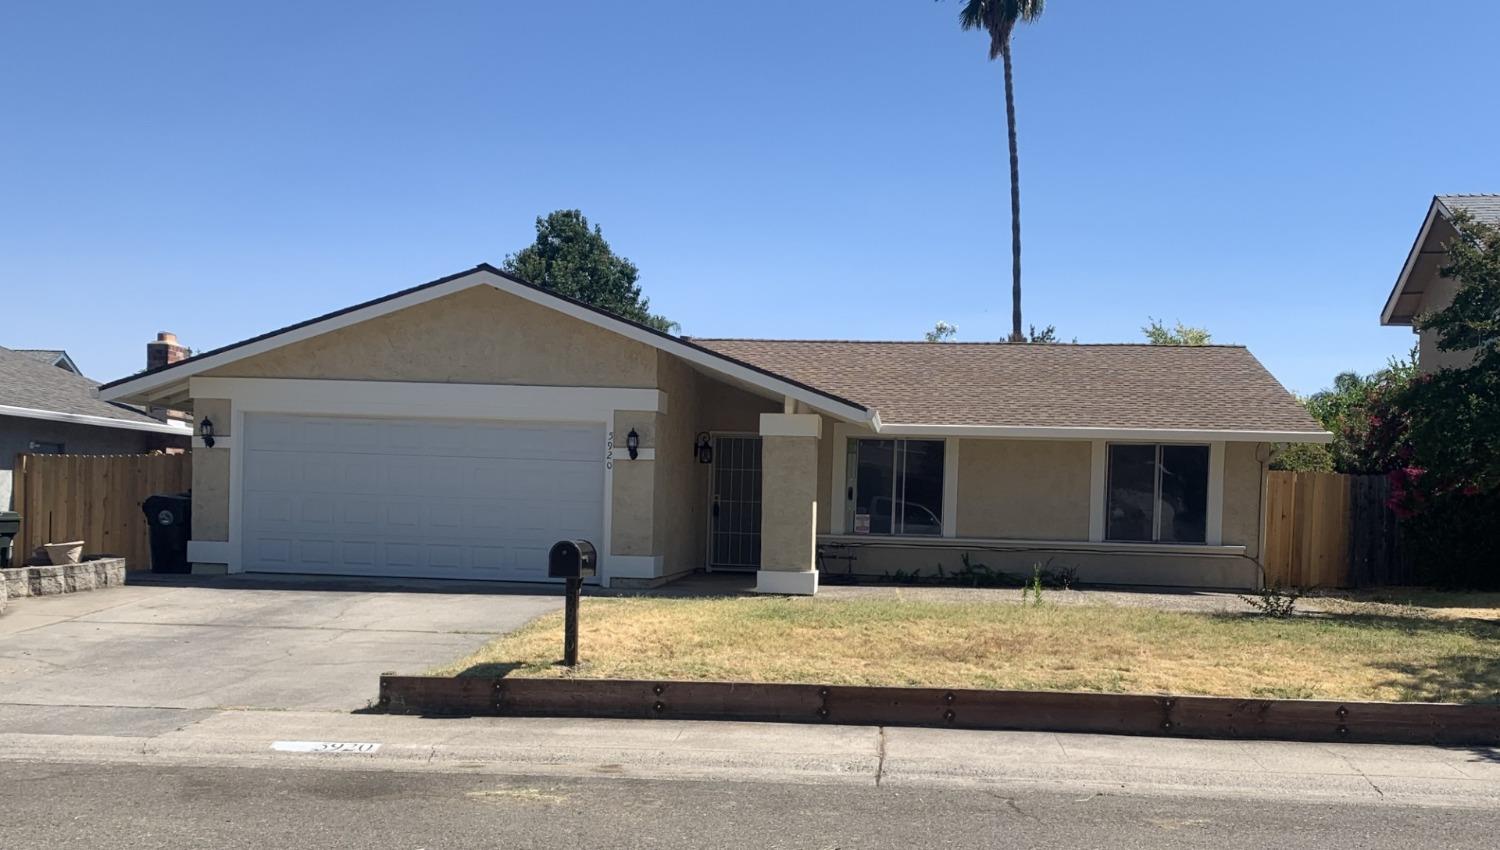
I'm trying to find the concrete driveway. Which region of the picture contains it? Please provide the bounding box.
[0,576,559,714]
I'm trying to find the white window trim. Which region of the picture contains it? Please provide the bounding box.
[829,422,957,538]
[1091,439,1225,546]
[189,377,666,584]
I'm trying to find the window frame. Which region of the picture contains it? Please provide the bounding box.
[844,437,947,537]
[1103,442,1212,544]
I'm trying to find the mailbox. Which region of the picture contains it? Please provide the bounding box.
[548,539,597,579]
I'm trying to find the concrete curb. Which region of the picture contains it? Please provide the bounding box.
[379,676,1500,747]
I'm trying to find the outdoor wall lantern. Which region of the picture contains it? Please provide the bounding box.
[694,432,713,465]
[199,417,216,448]
[626,428,640,460]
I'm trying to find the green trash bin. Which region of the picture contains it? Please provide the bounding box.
[0,511,19,569]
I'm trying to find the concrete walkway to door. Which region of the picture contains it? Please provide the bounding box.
[0,574,560,721]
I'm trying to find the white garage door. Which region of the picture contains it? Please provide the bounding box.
[242,413,604,581]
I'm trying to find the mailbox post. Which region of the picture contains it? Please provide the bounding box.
[548,540,597,667]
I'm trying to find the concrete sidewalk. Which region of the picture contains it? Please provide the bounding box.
[4,705,1499,809]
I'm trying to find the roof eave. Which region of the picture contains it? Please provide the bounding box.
[0,403,191,436]
[873,423,1333,443]
[1381,197,1446,327]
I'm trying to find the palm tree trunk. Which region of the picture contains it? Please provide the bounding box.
[1001,41,1023,342]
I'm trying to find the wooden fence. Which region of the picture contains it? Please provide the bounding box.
[1262,470,1413,589]
[11,452,192,571]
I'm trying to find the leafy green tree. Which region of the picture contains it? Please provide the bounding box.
[504,210,676,332]
[1269,440,1334,473]
[1142,317,1212,346]
[1271,353,1416,474]
[1020,323,1074,343]
[1398,210,1500,497]
[947,0,1048,343]
[925,321,959,342]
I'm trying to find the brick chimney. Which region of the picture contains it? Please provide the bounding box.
[146,332,189,372]
[146,332,191,423]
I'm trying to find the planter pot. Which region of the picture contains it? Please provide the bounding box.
[44,541,84,566]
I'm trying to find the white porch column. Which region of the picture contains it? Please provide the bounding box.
[755,413,821,595]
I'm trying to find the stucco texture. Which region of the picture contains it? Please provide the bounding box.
[760,430,819,572]
[652,353,706,577]
[204,286,659,388]
[1416,275,1477,372]
[955,439,1091,540]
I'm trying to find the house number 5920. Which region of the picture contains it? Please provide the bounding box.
[605,430,614,470]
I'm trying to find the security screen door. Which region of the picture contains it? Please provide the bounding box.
[709,435,762,570]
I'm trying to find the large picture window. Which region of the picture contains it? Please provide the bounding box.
[1106,444,1210,543]
[845,438,945,536]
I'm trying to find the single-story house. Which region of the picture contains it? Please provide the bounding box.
[1,344,190,510]
[99,265,1328,594]
[1381,193,1497,372]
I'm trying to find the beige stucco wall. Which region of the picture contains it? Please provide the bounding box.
[192,447,230,543]
[1415,274,1477,373]
[760,431,819,572]
[1222,441,1265,557]
[652,353,706,577]
[697,379,779,432]
[609,406,657,559]
[205,286,659,387]
[190,398,232,548]
[813,436,1269,590]
[956,439,1091,540]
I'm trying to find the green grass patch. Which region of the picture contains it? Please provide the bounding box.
[435,596,1500,704]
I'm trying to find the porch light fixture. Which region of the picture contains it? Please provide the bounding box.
[199,417,216,448]
[626,428,640,460]
[694,432,713,465]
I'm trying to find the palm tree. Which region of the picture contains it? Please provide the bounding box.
[950,0,1046,342]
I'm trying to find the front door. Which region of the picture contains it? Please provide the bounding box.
[708,435,762,571]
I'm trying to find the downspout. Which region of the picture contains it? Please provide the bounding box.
[1254,442,1275,590]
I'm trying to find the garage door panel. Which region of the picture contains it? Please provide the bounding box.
[242,413,604,581]
[341,540,377,567]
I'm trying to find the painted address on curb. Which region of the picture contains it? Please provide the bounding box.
[271,741,381,754]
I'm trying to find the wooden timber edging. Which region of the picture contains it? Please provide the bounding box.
[377,676,1500,747]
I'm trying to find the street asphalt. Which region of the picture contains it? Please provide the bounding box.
[5,760,1499,849]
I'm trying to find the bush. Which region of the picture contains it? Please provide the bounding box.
[1239,585,1302,618]
[1403,489,1500,589]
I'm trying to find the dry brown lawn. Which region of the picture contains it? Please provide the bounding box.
[435,596,1500,704]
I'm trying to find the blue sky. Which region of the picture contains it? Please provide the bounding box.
[3,2,1497,394]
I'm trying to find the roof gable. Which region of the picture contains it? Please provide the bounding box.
[1383,195,1500,326]
[98,265,872,423]
[15,349,81,373]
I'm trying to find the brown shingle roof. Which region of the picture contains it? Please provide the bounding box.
[690,340,1322,433]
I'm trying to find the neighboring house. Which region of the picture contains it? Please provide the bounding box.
[0,345,191,510]
[14,349,82,374]
[99,265,1327,594]
[1381,194,1499,372]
